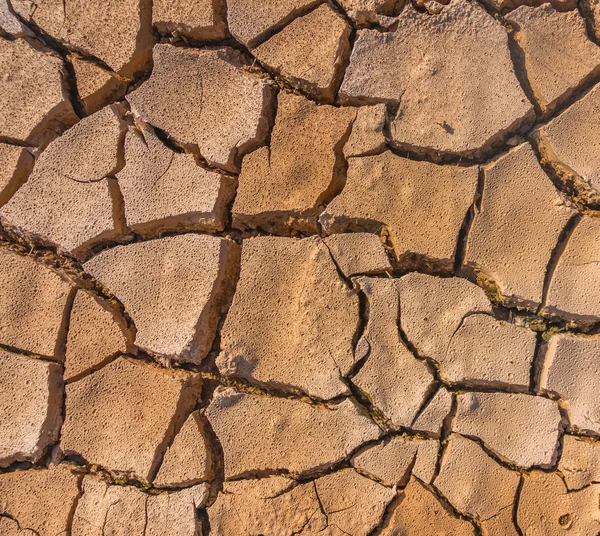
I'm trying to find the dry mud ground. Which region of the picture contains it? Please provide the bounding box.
[2,0,600,534]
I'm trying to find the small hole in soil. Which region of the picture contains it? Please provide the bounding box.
[558,513,572,527]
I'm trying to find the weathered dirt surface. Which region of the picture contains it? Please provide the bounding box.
[2,0,600,533]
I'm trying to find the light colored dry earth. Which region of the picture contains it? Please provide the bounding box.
[1,0,600,534]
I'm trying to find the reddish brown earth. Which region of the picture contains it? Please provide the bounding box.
[2,0,600,534]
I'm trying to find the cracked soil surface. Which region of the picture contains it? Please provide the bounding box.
[2,0,600,534]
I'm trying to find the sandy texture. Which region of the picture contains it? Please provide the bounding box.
[65,289,128,380]
[2,5,600,534]
[233,93,354,233]
[0,351,62,467]
[321,151,478,263]
[353,277,434,427]
[0,38,74,144]
[0,106,123,255]
[11,0,153,77]
[217,236,358,399]
[507,5,600,113]
[0,250,71,356]
[118,124,234,234]
[127,45,274,172]
[340,0,533,158]
[252,4,351,102]
[61,358,201,482]
[84,234,238,362]
[467,142,575,305]
[0,464,82,535]
[153,0,227,40]
[205,387,380,478]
